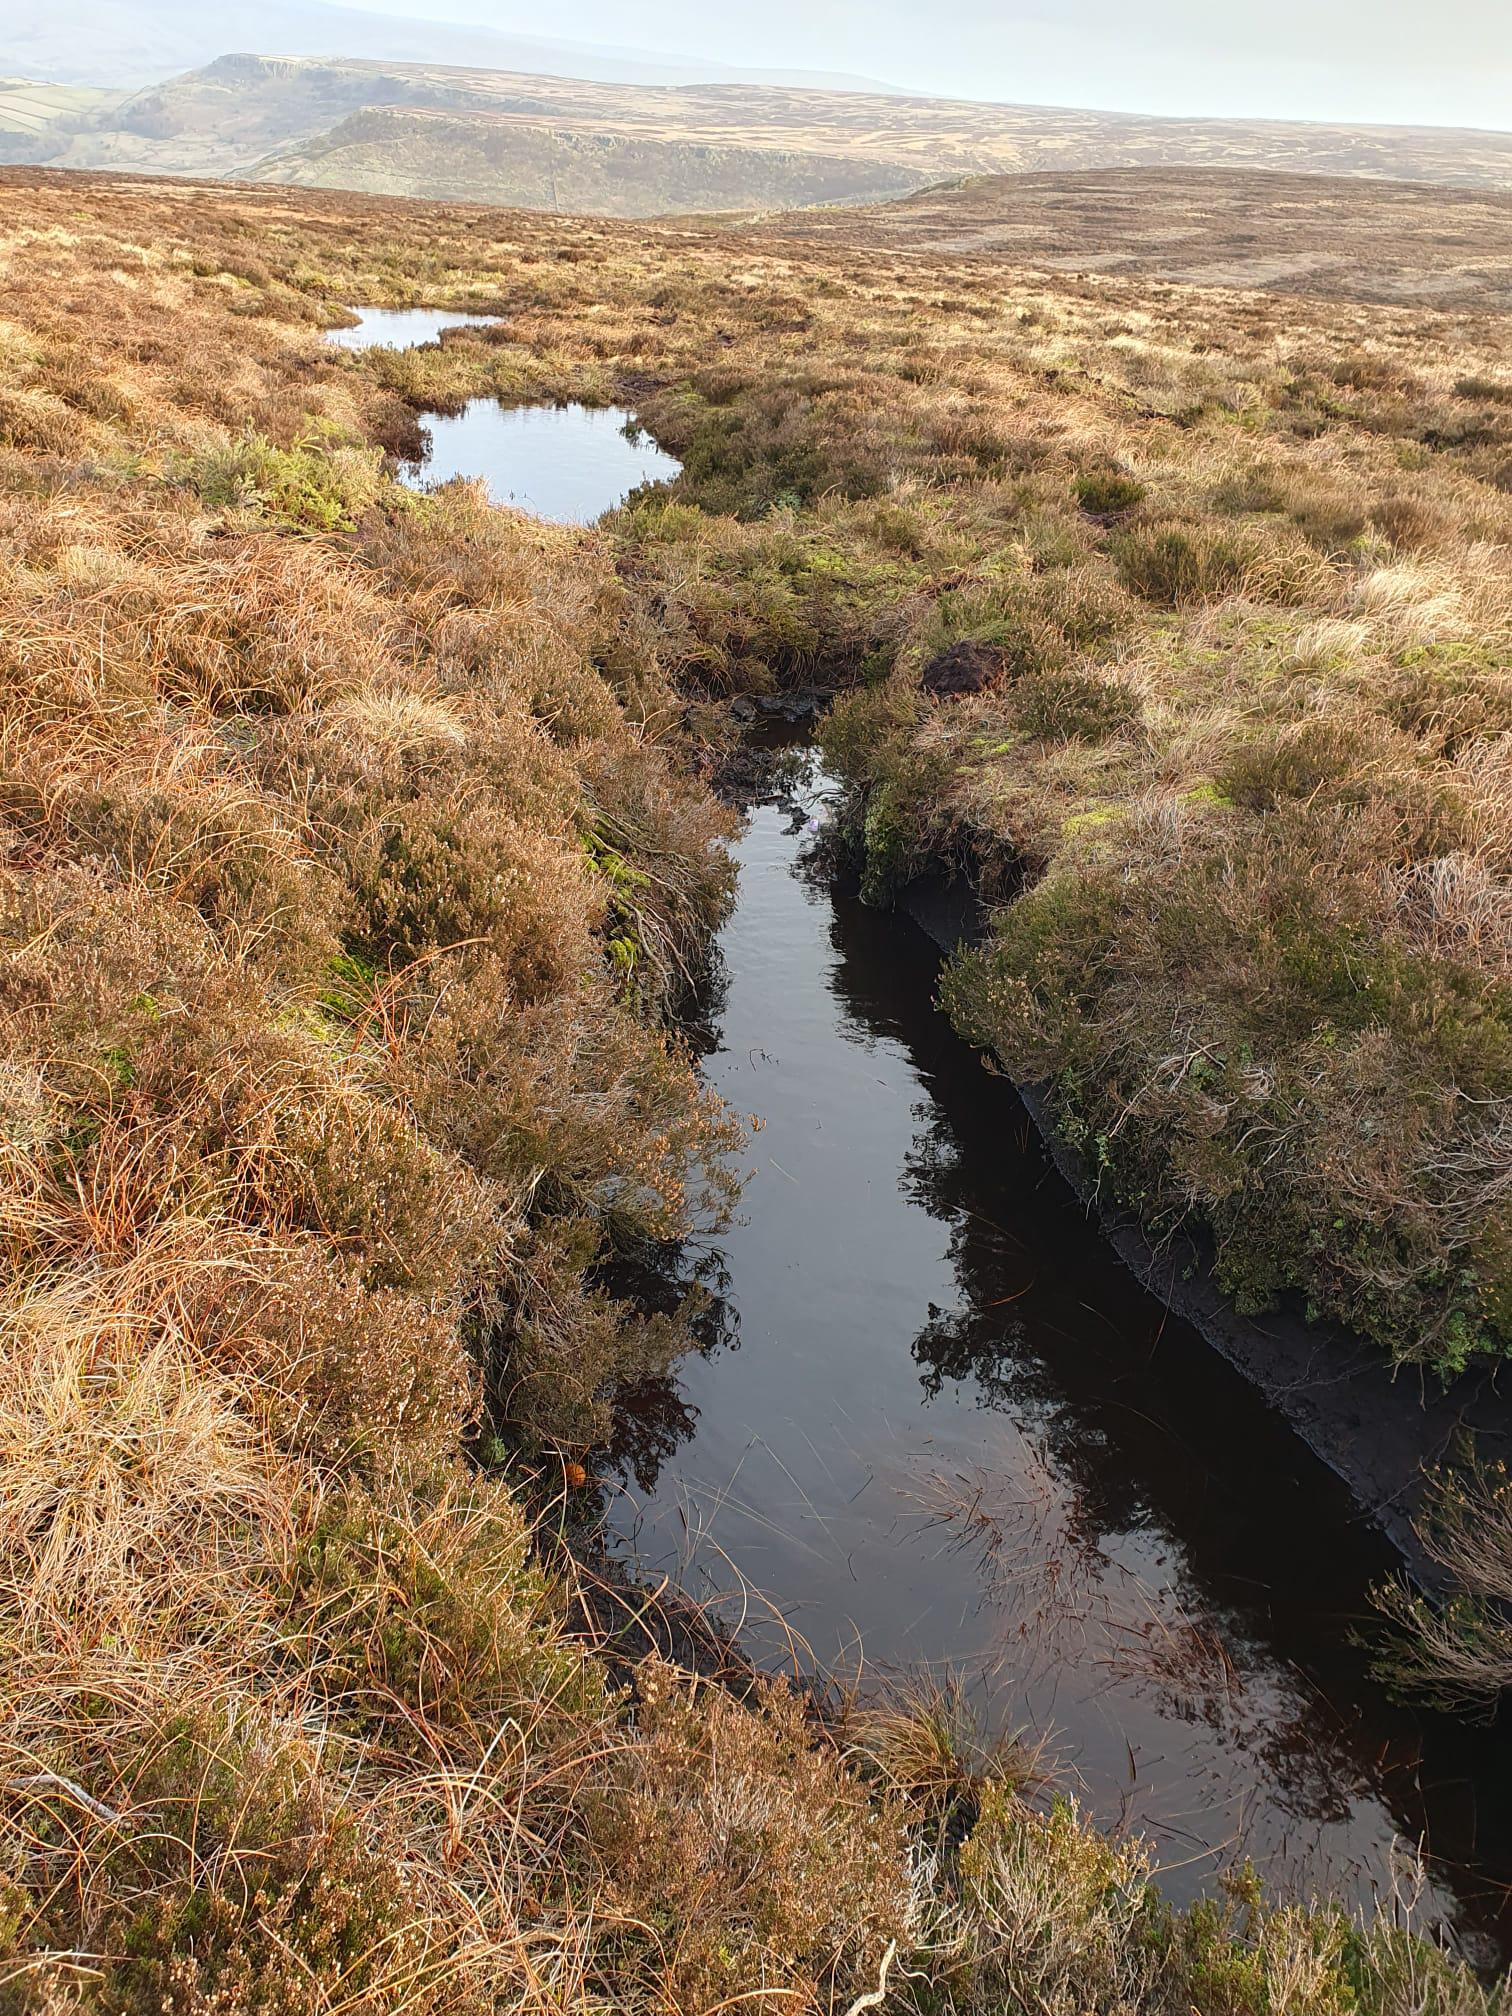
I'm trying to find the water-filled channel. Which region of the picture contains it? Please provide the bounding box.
[328,308,1510,1956]
[606,752,1512,1964]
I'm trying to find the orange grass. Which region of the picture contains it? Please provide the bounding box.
[0,166,1504,2008]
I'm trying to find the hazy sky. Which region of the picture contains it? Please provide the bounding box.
[323,0,1512,129]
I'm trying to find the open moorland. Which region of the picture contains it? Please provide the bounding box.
[775,167,1512,310]
[10,53,1512,214]
[0,162,1509,2009]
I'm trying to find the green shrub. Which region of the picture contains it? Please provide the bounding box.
[938,814,1512,1372]
[1114,520,1261,603]
[1073,468,1147,517]
[280,1472,606,1752]
[821,677,929,788]
[1008,667,1142,743]
[1216,717,1376,810]
[24,1705,433,2016]
[189,427,382,532]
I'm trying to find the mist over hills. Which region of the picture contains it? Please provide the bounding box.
[5,0,890,92]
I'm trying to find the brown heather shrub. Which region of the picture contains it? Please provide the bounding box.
[396,950,738,1235]
[202,1241,476,1473]
[1370,488,1459,554]
[350,798,597,985]
[581,1660,911,2012]
[0,166,1507,2010]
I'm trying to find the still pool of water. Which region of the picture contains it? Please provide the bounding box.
[606,755,1512,1964]
[399,401,682,523]
[326,306,501,349]
[326,305,683,523]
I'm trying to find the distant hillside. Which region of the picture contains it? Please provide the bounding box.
[26,52,480,177]
[774,167,1512,310]
[11,52,1512,215]
[252,105,934,214]
[0,76,121,159]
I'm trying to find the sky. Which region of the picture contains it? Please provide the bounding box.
[321,0,1512,129]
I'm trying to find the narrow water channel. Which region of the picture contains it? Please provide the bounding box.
[326,307,1510,1957]
[607,750,1512,1964]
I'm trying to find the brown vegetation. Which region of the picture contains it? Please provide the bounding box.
[0,164,1507,2004]
[778,167,1512,310]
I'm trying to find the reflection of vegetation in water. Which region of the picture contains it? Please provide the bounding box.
[812,878,1512,1910]
[6,163,1510,2012]
[601,1243,741,1495]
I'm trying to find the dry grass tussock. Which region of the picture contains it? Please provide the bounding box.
[0,168,1504,2006]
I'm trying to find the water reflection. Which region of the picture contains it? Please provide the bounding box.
[401,402,682,523]
[326,305,500,348]
[601,1246,741,1496]
[326,308,683,524]
[605,757,1512,1962]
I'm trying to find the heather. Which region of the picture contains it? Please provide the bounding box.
[0,167,1506,2007]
